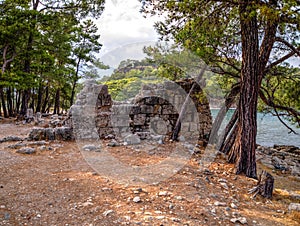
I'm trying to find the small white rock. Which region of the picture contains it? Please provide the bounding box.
[211,208,216,214]
[175,196,183,201]
[103,209,114,216]
[133,196,141,203]
[82,201,93,207]
[220,182,229,189]
[230,203,238,209]
[214,201,226,206]
[218,178,227,183]
[158,191,168,196]
[156,216,165,220]
[154,210,163,214]
[230,217,247,225]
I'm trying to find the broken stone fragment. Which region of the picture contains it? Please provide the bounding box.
[0,136,24,143]
[124,134,141,145]
[82,144,101,152]
[288,203,300,212]
[16,147,36,154]
[230,217,247,224]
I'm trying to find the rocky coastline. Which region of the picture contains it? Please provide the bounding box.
[256,144,300,178]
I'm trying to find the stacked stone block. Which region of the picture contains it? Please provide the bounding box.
[71,79,212,143]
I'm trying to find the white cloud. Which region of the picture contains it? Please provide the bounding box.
[96,0,159,60]
[100,41,156,68]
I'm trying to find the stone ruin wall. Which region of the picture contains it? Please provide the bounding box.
[71,79,212,144]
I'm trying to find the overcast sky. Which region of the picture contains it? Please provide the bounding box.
[96,0,159,69]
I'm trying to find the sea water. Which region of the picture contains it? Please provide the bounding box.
[210,109,300,147]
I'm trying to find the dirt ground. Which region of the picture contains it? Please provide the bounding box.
[0,119,299,226]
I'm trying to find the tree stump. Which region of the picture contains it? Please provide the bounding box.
[248,170,274,199]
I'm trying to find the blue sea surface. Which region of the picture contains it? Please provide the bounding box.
[210,109,300,147]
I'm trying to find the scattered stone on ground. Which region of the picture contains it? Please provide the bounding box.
[230,217,248,224]
[82,144,101,152]
[288,203,300,212]
[256,145,300,178]
[16,147,36,154]
[7,142,27,149]
[0,136,24,143]
[124,134,141,145]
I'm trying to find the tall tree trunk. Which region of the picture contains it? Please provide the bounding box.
[230,2,260,178]
[21,10,36,116]
[0,87,8,118]
[29,88,34,112]
[42,85,49,113]
[53,89,60,114]
[20,90,30,116]
[36,83,43,113]
[70,58,81,107]
[219,108,239,153]
[7,87,13,116]
[16,90,21,114]
[70,80,77,107]
[210,84,239,145]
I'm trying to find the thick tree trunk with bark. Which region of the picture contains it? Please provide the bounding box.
[219,109,238,154]
[229,2,260,178]
[16,90,21,114]
[0,87,8,118]
[53,89,60,114]
[70,80,77,107]
[7,87,13,116]
[42,85,49,113]
[36,84,43,113]
[70,58,81,107]
[20,89,30,116]
[210,84,239,145]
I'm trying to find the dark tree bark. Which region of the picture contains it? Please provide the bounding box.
[70,79,78,107]
[230,2,260,178]
[0,87,8,118]
[70,58,81,107]
[210,84,239,145]
[21,8,36,116]
[42,85,49,113]
[219,109,239,154]
[53,89,60,114]
[36,83,43,113]
[20,89,30,116]
[223,124,239,157]
[16,90,21,114]
[29,89,35,112]
[7,87,13,116]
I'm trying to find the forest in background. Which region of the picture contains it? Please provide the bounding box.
[0,0,107,117]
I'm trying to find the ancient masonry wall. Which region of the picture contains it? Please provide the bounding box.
[71,79,212,143]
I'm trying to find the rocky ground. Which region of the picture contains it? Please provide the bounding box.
[0,118,299,225]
